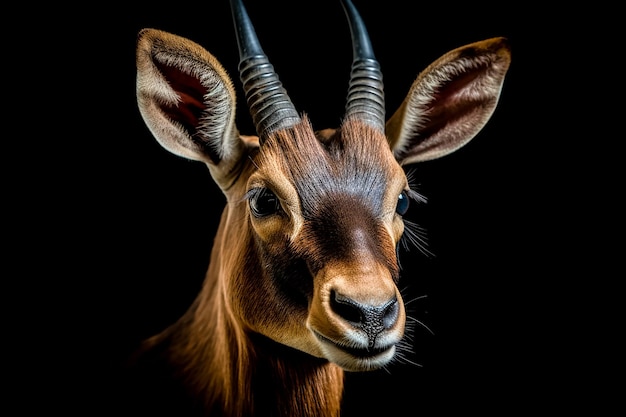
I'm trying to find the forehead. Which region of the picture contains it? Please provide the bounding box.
[256,117,404,214]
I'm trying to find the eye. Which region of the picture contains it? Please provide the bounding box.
[249,188,281,218]
[396,191,410,216]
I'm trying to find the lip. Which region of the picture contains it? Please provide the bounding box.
[313,331,392,359]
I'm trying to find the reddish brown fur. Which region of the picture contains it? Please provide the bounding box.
[131,23,511,416]
[133,117,400,417]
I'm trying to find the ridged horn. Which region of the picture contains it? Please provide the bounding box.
[341,0,385,131]
[230,0,301,143]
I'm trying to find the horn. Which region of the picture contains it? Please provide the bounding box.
[230,0,301,142]
[341,0,385,131]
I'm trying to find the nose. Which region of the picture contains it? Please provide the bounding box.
[330,290,400,348]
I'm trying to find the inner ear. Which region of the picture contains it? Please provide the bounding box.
[386,37,511,165]
[136,28,241,169]
[152,60,218,160]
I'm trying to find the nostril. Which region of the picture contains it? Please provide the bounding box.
[330,290,363,324]
[382,299,399,329]
[330,290,399,331]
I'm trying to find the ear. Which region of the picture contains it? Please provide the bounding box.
[136,29,254,175]
[386,37,511,165]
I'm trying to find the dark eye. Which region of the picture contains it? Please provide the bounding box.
[249,188,281,218]
[396,191,410,216]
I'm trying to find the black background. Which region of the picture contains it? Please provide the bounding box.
[25,0,614,415]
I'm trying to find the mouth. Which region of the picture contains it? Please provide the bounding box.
[313,331,396,369]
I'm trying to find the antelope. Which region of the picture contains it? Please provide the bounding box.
[130,0,511,415]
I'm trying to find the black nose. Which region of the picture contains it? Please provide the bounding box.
[330,290,399,348]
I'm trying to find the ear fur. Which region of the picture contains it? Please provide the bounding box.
[386,37,511,165]
[136,28,246,167]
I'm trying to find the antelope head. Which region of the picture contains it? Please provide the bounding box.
[135,0,511,373]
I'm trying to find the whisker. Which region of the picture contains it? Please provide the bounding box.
[403,294,428,306]
[395,350,423,368]
[402,219,434,257]
[393,337,423,368]
[407,316,435,335]
[380,364,393,375]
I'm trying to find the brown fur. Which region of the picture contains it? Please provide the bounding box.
[130,118,392,417]
[131,22,511,416]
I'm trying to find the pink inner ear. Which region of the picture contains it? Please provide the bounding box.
[419,64,493,141]
[387,37,510,165]
[154,60,207,137]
